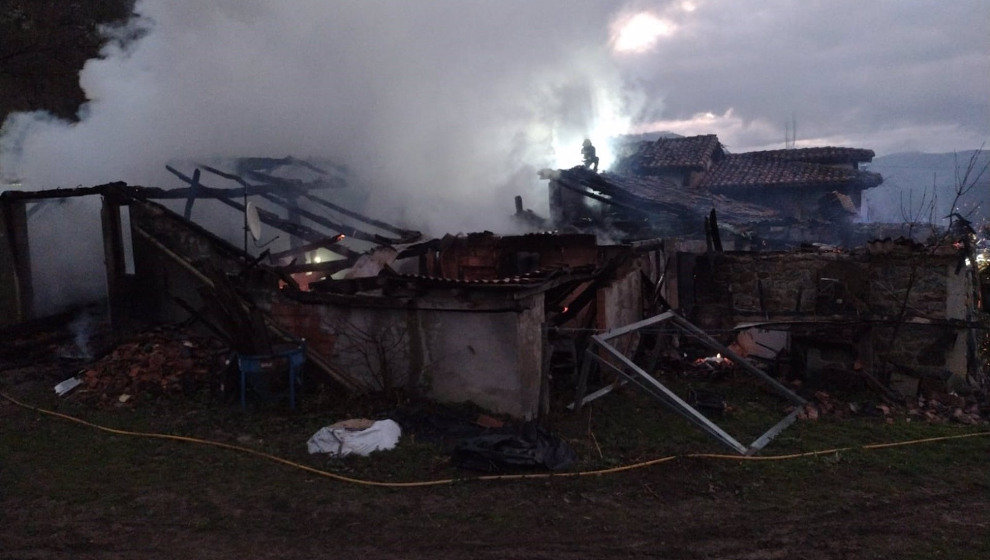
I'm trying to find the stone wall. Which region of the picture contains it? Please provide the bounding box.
[690,247,976,382]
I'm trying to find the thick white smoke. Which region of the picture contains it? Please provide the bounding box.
[1,1,651,236]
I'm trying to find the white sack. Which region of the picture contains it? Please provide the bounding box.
[307,419,402,457]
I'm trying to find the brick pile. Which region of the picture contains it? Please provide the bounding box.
[74,327,226,406]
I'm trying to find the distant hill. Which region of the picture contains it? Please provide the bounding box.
[861,150,989,226]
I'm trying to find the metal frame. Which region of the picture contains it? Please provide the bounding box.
[573,311,806,455]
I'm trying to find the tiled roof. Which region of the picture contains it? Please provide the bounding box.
[701,154,883,191]
[624,134,723,170]
[740,147,875,165]
[383,267,590,289]
[556,166,780,224]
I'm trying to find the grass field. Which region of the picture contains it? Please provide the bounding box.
[2,357,989,559]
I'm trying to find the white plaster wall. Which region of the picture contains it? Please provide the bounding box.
[423,298,543,418]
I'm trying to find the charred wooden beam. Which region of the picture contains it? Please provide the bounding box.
[165,166,361,260]
[235,156,333,177]
[261,191,404,245]
[182,168,201,220]
[243,168,343,190]
[299,191,421,242]
[164,166,305,200]
[553,177,661,219]
[709,208,723,252]
[199,164,420,244]
[246,169,420,242]
[550,258,623,326]
[100,194,129,332]
[0,184,108,201]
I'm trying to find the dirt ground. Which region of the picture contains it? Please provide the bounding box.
[2,327,988,560]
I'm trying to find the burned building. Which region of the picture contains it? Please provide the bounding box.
[544,134,884,248]
[1,163,661,419]
[679,241,984,395]
[1,144,985,442]
[539,134,985,413]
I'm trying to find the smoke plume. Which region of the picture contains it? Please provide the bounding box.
[1,1,649,235]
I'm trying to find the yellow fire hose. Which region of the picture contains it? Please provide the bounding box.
[2,390,988,488]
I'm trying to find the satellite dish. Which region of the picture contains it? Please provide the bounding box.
[245,202,262,241]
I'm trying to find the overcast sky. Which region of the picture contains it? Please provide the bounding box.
[1,0,987,231]
[614,0,990,155]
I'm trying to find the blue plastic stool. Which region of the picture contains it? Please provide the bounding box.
[237,343,306,410]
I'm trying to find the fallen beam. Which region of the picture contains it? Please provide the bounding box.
[165,166,361,260]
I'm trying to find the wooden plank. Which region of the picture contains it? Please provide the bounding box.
[100,196,128,332]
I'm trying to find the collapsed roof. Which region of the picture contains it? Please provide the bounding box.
[546,166,780,227]
[542,134,886,246]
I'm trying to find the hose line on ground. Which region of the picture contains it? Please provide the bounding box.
[2,390,987,488]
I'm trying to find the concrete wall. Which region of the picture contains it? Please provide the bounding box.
[425,295,544,419]
[262,291,545,418]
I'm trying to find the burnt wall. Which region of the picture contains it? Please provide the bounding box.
[127,198,252,325]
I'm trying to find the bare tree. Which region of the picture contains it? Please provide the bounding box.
[328,315,410,392]
[898,179,938,239]
[884,146,988,387]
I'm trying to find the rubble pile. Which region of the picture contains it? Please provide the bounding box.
[794,390,987,425]
[75,327,226,406]
[907,393,985,425]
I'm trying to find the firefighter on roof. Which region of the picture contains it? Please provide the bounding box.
[581,139,599,172]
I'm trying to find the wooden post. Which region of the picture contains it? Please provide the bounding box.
[0,200,32,323]
[101,194,128,332]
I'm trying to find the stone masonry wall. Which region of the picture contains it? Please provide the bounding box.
[691,249,973,380]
